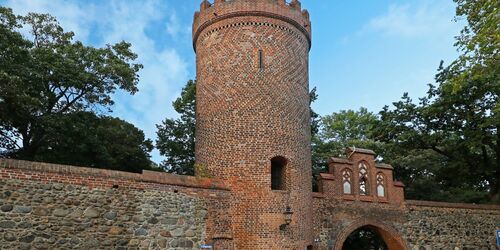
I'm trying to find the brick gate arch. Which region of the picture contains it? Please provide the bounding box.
[333,218,408,250]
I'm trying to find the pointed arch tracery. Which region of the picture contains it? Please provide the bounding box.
[341,168,353,194]
[358,162,369,195]
[376,172,386,197]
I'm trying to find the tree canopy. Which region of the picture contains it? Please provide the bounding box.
[156,80,196,175]
[312,108,382,173]
[0,8,155,172]
[35,112,154,173]
[373,0,499,203]
[0,7,142,159]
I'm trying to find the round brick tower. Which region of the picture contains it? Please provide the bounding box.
[193,0,312,248]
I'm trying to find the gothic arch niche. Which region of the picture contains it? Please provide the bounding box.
[334,219,408,250]
[341,168,353,194]
[358,161,369,195]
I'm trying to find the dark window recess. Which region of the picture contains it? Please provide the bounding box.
[271,156,287,190]
[258,49,264,70]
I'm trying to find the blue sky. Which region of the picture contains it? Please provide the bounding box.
[1,0,462,163]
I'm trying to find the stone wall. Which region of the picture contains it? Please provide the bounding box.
[0,159,232,250]
[312,196,408,249]
[313,148,500,250]
[2,158,499,250]
[404,200,500,249]
[312,197,500,250]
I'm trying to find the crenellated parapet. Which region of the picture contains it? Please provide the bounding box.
[193,0,311,51]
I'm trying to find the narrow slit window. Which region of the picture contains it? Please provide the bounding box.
[258,49,264,70]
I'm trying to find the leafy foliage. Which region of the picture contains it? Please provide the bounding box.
[0,8,154,172]
[0,8,142,159]
[156,80,196,175]
[35,112,155,173]
[309,87,320,137]
[312,108,381,175]
[374,0,499,203]
[314,102,494,203]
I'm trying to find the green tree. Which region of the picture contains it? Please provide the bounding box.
[311,108,383,191]
[313,108,381,172]
[34,112,155,173]
[312,108,462,202]
[0,8,142,160]
[375,0,499,203]
[309,87,320,137]
[156,80,196,175]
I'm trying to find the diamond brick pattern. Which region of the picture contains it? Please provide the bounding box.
[193,1,313,248]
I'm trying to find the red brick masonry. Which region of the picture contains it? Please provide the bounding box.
[0,158,228,191]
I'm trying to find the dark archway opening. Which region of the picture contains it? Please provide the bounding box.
[342,226,388,250]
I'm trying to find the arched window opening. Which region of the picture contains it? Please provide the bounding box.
[359,162,369,195]
[342,168,353,194]
[376,173,385,197]
[271,156,287,190]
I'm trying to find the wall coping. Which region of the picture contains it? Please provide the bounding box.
[346,147,376,156]
[0,158,230,191]
[375,163,393,170]
[328,157,352,165]
[406,200,500,211]
[393,181,405,187]
[319,173,335,180]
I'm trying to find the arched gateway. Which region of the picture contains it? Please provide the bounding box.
[334,219,408,250]
[313,147,409,250]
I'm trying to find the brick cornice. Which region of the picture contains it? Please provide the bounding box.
[193,11,311,52]
[0,158,229,191]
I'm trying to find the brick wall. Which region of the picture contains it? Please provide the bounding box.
[193,0,314,249]
[0,159,232,249]
[319,149,405,206]
[312,199,500,250]
[312,148,500,250]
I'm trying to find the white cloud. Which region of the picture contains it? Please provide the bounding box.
[361,0,459,38]
[3,0,190,162]
[3,0,95,42]
[166,13,180,37]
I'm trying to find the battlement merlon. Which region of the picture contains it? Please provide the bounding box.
[193,0,312,52]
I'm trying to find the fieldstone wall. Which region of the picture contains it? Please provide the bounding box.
[404,201,500,249]
[312,196,408,249]
[312,196,500,250]
[0,159,232,250]
[2,159,499,250]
